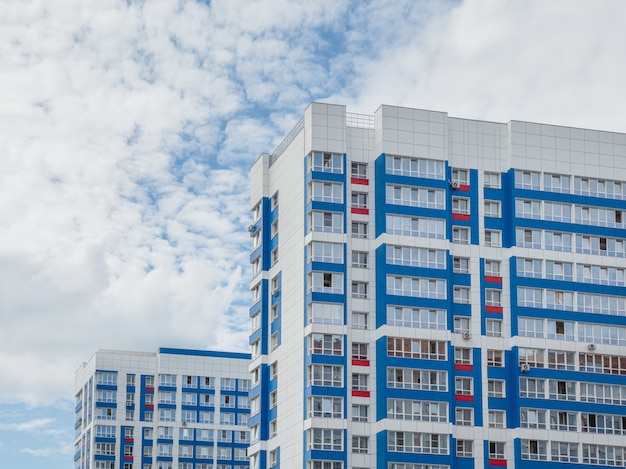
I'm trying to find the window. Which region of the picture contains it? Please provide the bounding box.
[351,373,368,391]
[95,443,116,456]
[486,319,502,337]
[518,347,544,368]
[454,316,470,333]
[387,399,447,422]
[309,396,342,418]
[387,306,446,330]
[386,155,445,179]
[484,200,501,217]
[176,393,193,407]
[269,420,277,438]
[520,408,547,429]
[271,191,279,209]
[351,221,368,238]
[485,289,501,307]
[352,343,368,360]
[387,368,447,391]
[351,162,367,178]
[452,168,469,185]
[457,440,473,458]
[309,241,343,264]
[159,374,176,387]
[387,338,446,360]
[485,260,501,276]
[311,211,342,233]
[220,395,234,408]
[387,275,446,299]
[519,378,546,398]
[310,333,342,356]
[517,258,542,278]
[484,172,500,188]
[351,312,368,329]
[270,391,277,408]
[453,257,469,274]
[454,347,471,365]
[181,409,196,423]
[351,192,368,209]
[309,365,343,387]
[489,441,505,460]
[489,411,505,428]
[516,228,542,249]
[352,251,368,268]
[352,436,369,454]
[352,404,368,422]
[452,197,470,215]
[271,219,278,238]
[179,427,193,441]
[386,214,445,239]
[309,271,343,294]
[388,431,448,454]
[271,247,279,265]
[545,173,571,193]
[200,376,214,389]
[456,407,473,426]
[521,439,548,460]
[96,408,116,420]
[515,170,540,190]
[488,379,505,398]
[221,378,236,390]
[452,226,470,244]
[309,302,343,325]
[307,462,343,469]
[308,428,343,451]
[270,332,278,350]
[179,444,193,458]
[455,377,473,396]
[387,246,446,269]
[310,151,342,173]
[269,449,277,467]
[310,181,342,203]
[453,286,470,304]
[550,410,577,431]
[271,304,278,322]
[484,230,501,247]
[386,185,445,209]
[516,199,541,219]
[351,281,368,299]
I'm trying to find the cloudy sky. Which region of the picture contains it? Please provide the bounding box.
[1,0,625,466]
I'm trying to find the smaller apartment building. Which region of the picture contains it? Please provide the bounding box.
[74,348,251,469]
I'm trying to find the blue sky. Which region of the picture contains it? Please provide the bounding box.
[1,0,626,467]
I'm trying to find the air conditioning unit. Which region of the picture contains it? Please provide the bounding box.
[520,363,531,372]
[463,331,472,340]
[248,224,256,234]
[271,288,279,297]
[451,181,460,189]
[588,343,597,351]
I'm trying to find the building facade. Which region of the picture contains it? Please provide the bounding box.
[74,348,251,469]
[248,102,626,469]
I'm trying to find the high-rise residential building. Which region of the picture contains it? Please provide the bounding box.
[74,348,251,469]
[248,102,626,469]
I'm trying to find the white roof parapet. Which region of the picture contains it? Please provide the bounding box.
[270,116,304,166]
[346,112,375,129]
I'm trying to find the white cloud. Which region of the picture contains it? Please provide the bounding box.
[0,0,355,407]
[340,0,626,131]
[1,0,625,422]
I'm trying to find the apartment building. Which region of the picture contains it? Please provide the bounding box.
[248,102,626,469]
[74,348,251,469]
